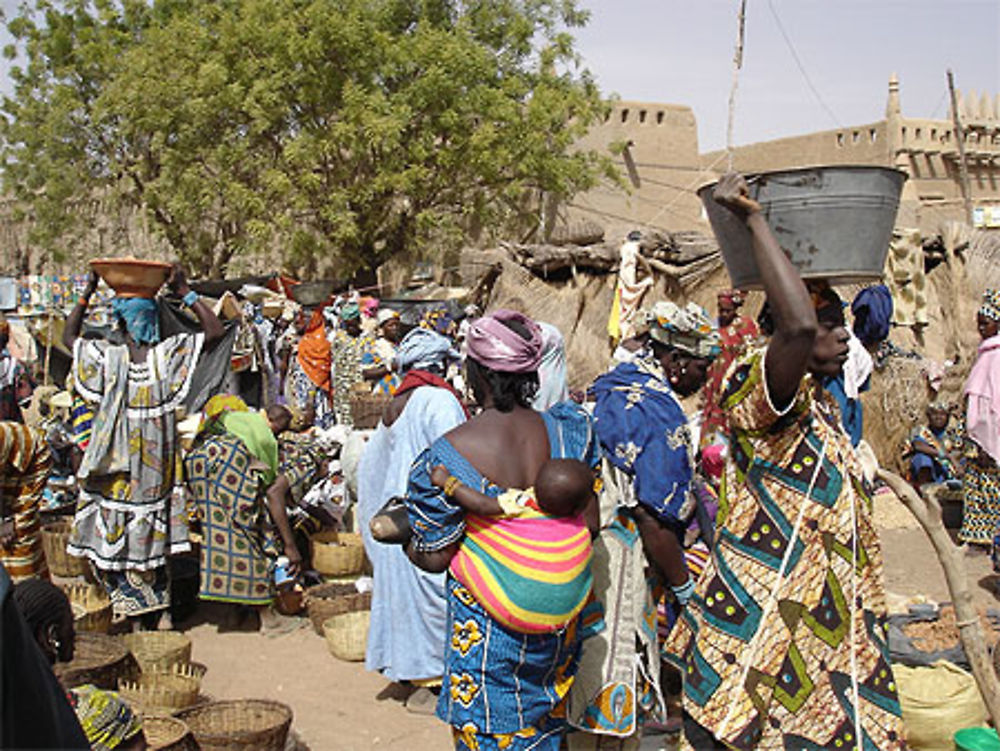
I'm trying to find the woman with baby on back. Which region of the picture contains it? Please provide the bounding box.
[405,309,599,751]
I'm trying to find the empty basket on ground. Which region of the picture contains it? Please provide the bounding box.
[323,610,370,662]
[304,581,372,635]
[349,390,390,429]
[142,715,198,751]
[41,518,91,578]
[63,582,113,634]
[117,662,206,716]
[122,631,193,673]
[310,530,365,577]
[176,699,293,751]
[698,165,907,288]
[54,632,140,690]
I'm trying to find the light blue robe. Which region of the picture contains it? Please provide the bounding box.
[356,385,466,681]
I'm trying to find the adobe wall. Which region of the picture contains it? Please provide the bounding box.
[557,100,708,243]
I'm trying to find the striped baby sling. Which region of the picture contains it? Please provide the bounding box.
[450,506,593,634]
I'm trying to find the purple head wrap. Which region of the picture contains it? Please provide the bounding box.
[465,309,543,373]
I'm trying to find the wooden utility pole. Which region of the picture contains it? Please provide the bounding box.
[947,69,975,226]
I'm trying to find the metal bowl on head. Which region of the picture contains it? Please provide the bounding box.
[90,258,172,299]
[698,165,907,289]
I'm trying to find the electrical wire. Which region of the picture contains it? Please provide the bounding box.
[766,0,841,128]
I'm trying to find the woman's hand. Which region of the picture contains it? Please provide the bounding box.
[713,172,761,218]
[167,264,190,296]
[430,464,450,489]
[284,544,303,578]
[83,270,99,299]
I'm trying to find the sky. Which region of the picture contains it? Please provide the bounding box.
[0,0,997,154]
[572,0,1000,152]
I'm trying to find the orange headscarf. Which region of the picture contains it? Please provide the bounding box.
[296,308,332,393]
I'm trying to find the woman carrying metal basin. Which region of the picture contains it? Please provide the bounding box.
[664,173,905,750]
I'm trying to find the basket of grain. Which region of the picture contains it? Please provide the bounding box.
[143,715,198,751]
[310,530,365,577]
[41,519,91,578]
[63,582,113,634]
[176,699,293,751]
[122,631,193,673]
[117,662,206,715]
[323,610,371,662]
[54,632,140,690]
[349,388,390,429]
[304,581,372,636]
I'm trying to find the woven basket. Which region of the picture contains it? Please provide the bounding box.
[323,610,370,662]
[176,699,292,751]
[63,582,113,634]
[118,662,205,715]
[55,632,140,690]
[90,257,171,298]
[349,391,390,429]
[122,631,193,673]
[143,715,198,751]
[311,531,365,577]
[41,519,91,578]
[304,582,372,635]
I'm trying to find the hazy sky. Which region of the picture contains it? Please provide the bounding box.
[0,0,997,154]
[573,0,1000,151]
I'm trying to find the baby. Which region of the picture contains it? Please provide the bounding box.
[430,458,596,635]
[430,457,594,521]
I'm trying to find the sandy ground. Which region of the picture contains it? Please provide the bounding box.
[173,488,1000,751]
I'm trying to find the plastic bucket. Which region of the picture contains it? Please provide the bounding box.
[955,727,1000,751]
[698,165,907,289]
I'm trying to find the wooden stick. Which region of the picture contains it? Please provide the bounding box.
[947,70,975,226]
[877,468,1000,726]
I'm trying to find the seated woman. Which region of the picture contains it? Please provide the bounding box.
[431,458,595,635]
[183,395,301,630]
[906,402,961,487]
[404,310,599,751]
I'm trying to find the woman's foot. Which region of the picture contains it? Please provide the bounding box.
[258,605,302,636]
[404,686,439,715]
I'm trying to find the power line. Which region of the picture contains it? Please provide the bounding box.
[766,0,841,128]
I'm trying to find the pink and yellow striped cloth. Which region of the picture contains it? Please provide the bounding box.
[450,506,593,634]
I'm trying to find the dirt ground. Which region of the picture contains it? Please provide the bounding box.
[174,489,1000,751]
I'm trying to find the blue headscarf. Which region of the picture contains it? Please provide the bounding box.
[592,360,693,523]
[396,327,458,372]
[851,284,893,347]
[111,298,160,345]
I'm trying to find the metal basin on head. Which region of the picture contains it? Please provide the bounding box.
[698,166,907,289]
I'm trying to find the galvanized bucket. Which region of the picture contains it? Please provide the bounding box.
[698,166,907,289]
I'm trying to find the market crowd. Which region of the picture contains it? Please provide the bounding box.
[2,174,999,750]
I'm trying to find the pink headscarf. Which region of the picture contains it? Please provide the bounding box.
[465,309,543,373]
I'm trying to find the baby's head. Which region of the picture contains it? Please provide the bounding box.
[265,404,293,435]
[534,458,594,518]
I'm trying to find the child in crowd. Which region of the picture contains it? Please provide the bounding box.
[906,402,962,487]
[428,458,596,634]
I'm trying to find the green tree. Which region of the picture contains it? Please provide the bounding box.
[2,0,615,278]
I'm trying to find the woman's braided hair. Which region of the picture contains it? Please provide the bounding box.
[13,577,73,636]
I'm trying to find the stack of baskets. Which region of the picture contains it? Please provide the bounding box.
[62,582,113,634]
[176,699,293,751]
[310,530,365,579]
[349,384,390,429]
[41,519,91,578]
[55,632,140,690]
[118,632,206,716]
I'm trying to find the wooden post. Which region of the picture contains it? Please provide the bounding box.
[947,69,975,226]
[878,469,1000,727]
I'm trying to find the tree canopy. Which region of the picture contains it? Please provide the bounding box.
[1,0,616,278]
